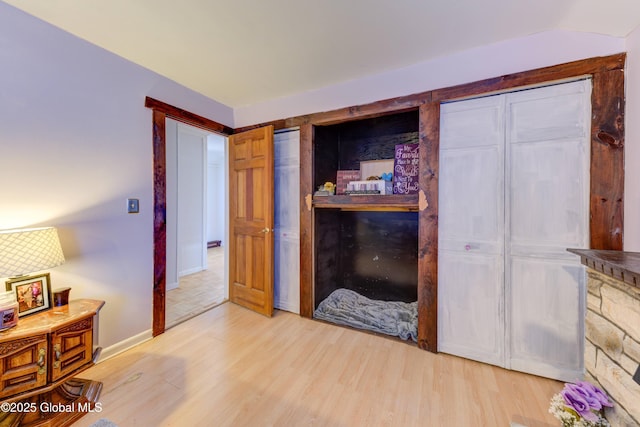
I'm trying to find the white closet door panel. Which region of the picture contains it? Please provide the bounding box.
[438,239,503,255]
[274,130,300,167]
[274,130,300,314]
[274,162,300,313]
[439,147,503,248]
[509,138,589,250]
[274,130,300,231]
[439,96,505,366]
[509,256,585,381]
[440,95,503,149]
[506,79,590,381]
[508,81,589,144]
[274,234,300,314]
[275,164,300,231]
[438,251,504,366]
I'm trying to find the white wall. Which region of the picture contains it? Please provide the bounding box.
[166,119,178,290]
[176,124,207,277]
[0,2,233,353]
[207,135,226,245]
[168,120,218,289]
[625,26,640,251]
[234,30,625,127]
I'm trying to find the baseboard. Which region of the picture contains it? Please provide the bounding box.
[96,329,153,363]
[166,280,179,291]
[179,266,205,276]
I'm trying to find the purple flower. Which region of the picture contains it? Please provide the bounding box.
[566,383,603,411]
[576,381,613,408]
[562,386,598,422]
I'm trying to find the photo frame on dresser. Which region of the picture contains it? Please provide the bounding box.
[6,273,53,317]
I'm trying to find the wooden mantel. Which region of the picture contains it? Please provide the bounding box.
[568,249,640,289]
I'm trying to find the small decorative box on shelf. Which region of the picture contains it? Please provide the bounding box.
[346,180,393,195]
[344,190,381,195]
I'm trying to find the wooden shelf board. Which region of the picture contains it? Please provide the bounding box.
[313,194,418,211]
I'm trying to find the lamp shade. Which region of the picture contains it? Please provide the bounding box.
[0,227,65,278]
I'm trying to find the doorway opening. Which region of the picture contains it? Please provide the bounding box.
[165,120,228,329]
[146,96,234,337]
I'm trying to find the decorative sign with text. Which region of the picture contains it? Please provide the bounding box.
[336,170,361,195]
[393,144,419,194]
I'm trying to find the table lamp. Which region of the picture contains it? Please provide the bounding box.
[0,227,65,278]
[0,227,66,322]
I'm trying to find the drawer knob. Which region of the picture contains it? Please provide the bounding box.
[54,344,61,368]
[37,348,46,375]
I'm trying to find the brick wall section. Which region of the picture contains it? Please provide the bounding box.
[585,270,640,426]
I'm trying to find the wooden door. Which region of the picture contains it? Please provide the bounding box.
[229,126,275,316]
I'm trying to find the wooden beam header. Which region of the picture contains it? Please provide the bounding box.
[145,97,234,135]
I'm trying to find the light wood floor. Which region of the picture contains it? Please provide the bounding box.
[165,246,226,329]
[77,303,561,427]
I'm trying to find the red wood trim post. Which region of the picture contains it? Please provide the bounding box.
[590,68,625,250]
[152,110,167,337]
[299,124,314,318]
[417,102,440,352]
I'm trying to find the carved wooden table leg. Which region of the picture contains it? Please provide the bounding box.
[2,378,102,427]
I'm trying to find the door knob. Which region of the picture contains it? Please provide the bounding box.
[261,227,270,233]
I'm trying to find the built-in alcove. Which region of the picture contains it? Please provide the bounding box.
[314,210,418,307]
[311,110,420,341]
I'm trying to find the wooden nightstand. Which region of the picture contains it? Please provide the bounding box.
[0,299,104,426]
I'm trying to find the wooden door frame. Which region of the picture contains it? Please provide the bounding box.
[145,97,233,336]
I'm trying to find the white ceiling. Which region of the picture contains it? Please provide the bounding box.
[4,0,640,108]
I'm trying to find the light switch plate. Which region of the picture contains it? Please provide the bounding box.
[127,198,139,214]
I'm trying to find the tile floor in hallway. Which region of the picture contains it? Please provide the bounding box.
[165,246,226,329]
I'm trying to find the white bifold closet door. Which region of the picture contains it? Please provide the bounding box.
[438,79,591,381]
[273,129,300,314]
